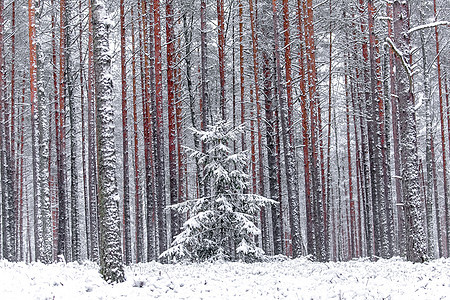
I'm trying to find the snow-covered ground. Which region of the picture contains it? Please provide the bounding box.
[1,257,449,299]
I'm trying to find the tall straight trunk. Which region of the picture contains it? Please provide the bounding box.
[345,60,356,258]
[349,58,364,257]
[200,0,210,198]
[50,0,58,261]
[28,0,40,262]
[248,0,266,252]
[271,0,302,258]
[232,10,236,154]
[357,0,373,258]
[446,70,450,255]
[392,0,426,263]
[387,1,404,256]
[57,0,68,260]
[374,2,393,258]
[200,0,208,129]
[325,0,333,259]
[131,7,143,263]
[53,1,61,261]
[274,108,284,255]
[264,52,282,255]
[238,0,245,152]
[138,1,155,261]
[175,37,185,234]
[182,2,199,199]
[333,106,343,260]
[431,133,443,257]
[10,2,16,250]
[296,0,313,256]
[18,75,26,261]
[433,0,450,256]
[93,0,125,283]
[140,0,155,262]
[153,0,167,258]
[38,50,52,265]
[305,0,325,261]
[119,0,131,265]
[367,0,388,258]
[88,0,99,262]
[79,0,90,260]
[0,0,16,261]
[419,7,436,258]
[61,0,81,263]
[250,88,256,196]
[166,0,178,242]
[217,0,226,119]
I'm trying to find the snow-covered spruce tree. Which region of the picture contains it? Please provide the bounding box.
[93,0,125,283]
[161,120,274,262]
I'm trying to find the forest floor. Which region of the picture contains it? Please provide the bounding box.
[0,256,449,299]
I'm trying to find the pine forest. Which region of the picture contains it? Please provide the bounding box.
[0,0,449,283]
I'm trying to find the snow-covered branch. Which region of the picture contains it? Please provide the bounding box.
[408,21,449,34]
[384,37,413,88]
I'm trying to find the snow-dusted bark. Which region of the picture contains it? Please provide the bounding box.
[0,0,16,261]
[130,7,143,263]
[93,0,125,283]
[28,0,42,263]
[305,0,325,261]
[88,0,99,263]
[272,0,302,259]
[62,0,81,263]
[153,0,167,259]
[419,7,437,258]
[263,52,283,255]
[56,0,69,261]
[200,0,210,199]
[119,0,131,265]
[392,0,426,263]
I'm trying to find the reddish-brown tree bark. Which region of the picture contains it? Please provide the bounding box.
[166,0,178,242]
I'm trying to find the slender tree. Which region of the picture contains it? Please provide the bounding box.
[120,0,131,265]
[271,0,302,258]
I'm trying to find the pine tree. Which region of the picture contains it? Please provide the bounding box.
[161,120,274,262]
[391,0,426,263]
[93,0,125,283]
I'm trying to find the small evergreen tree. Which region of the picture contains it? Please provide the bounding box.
[161,120,274,262]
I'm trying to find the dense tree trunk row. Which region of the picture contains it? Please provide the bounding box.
[0,0,449,271]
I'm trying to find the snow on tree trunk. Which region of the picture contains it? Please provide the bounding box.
[272,0,303,259]
[119,0,131,265]
[88,0,100,263]
[93,0,125,283]
[392,0,426,263]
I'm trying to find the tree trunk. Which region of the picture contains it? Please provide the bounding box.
[93,0,125,283]
[153,0,167,259]
[88,0,99,262]
[131,7,143,263]
[119,0,131,265]
[271,0,302,258]
[393,0,426,263]
[217,0,226,120]
[166,0,178,243]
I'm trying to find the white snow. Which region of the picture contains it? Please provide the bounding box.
[1,257,449,299]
